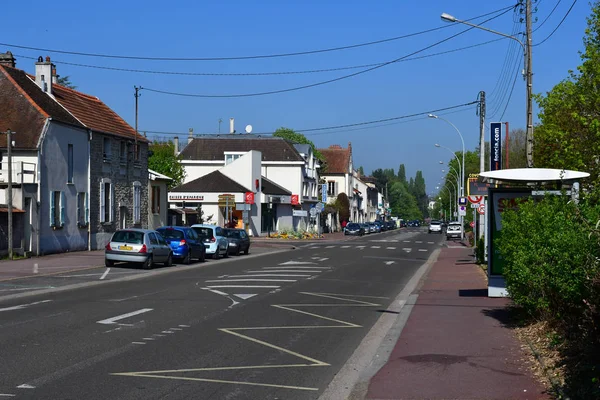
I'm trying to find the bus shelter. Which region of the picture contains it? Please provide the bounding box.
[478,168,589,297]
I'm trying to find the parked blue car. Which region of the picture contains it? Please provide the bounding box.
[156,226,206,264]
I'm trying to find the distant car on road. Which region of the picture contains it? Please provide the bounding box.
[156,226,206,264]
[344,223,365,236]
[105,228,172,269]
[428,220,443,234]
[223,228,251,256]
[446,221,463,240]
[191,224,229,259]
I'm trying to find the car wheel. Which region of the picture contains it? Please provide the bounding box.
[243,246,249,255]
[235,247,241,256]
[199,250,206,263]
[183,251,191,265]
[143,255,154,270]
[213,251,220,260]
[164,253,173,267]
[223,246,229,258]
[105,259,114,268]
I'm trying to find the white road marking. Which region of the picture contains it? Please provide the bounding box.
[415,241,423,244]
[142,338,155,340]
[318,257,329,261]
[403,240,411,243]
[234,294,258,300]
[385,261,396,265]
[132,342,146,345]
[202,288,230,297]
[161,331,174,334]
[325,245,335,248]
[427,241,434,244]
[206,285,280,289]
[309,247,320,249]
[356,245,365,248]
[262,266,327,270]
[371,246,381,249]
[62,271,135,278]
[179,325,190,328]
[108,289,169,302]
[16,385,35,389]
[246,270,326,273]
[403,248,412,252]
[418,249,428,252]
[279,261,316,265]
[341,246,350,248]
[96,308,153,325]
[100,268,110,280]
[170,328,182,331]
[386,247,396,250]
[33,263,38,274]
[0,299,52,312]
[225,274,311,278]
[206,279,297,283]
[0,394,16,397]
[153,334,166,337]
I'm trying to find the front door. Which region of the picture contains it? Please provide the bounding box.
[24,198,32,252]
[120,206,127,229]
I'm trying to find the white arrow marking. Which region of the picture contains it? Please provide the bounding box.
[418,249,428,252]
[386,247,396,250]
[403,248,412,252]
[100,268,110,280]
[0,300,52,312]
[234,294,258,300]
[96,308,153,325]
[17,384,35,389]
[385,261,396,265]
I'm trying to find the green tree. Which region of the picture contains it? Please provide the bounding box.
[506,128,528,168]
[57,75,76,89]
[336,192,350,223]
[389,181,420,220]
[397,164,407,185]
[358,166,364,175]
[534,2,600,190]
[148,141,186,188]
[273,127,324,165]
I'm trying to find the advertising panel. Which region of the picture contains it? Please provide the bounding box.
[490,122,503,171]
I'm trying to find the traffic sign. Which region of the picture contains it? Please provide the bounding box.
[309,208,317,217]
[477,203,486,215]
[470,221,475,228]
[316,202,324,212]
[470,203,480,208]
[467,195,483,204]
[458,197,468,206]
[459,206,467,216]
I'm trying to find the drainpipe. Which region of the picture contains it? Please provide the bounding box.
[35,118,51,256]
[87,129,92,250]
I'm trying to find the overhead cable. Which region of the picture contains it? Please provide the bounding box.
[534,0,578,46]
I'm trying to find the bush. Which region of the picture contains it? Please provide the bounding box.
[476,236,485,264]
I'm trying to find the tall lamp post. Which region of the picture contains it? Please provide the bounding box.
[440,11,533,168]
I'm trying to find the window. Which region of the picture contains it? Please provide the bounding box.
[327,181,336,196]
[133,181,141,224]
[100,179,113,223]
[149,233,159,246]
[133,143,141,162]
[224,153,242,165]
[76,192,89,226]
[120,141,126,162]
[49,191,65,227]
[67,144,73,183]
[103,138,111,160]
[151,186,161,214]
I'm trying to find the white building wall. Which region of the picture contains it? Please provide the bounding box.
[180,163,222,184]
[261,165,302,200]
[321,175,346,204]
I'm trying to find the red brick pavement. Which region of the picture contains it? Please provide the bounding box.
[365,246,551,400]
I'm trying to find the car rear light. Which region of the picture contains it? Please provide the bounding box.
[210,237,216,243]
[179,240,186,246]
[105,243,112,251]
[139,244,147,254]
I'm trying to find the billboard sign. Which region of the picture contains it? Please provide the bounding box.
[490,122,502,171]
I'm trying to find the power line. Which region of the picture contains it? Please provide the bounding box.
[14,38,505,77]
[0,6,515,62]
[533,0,563,32]
[499,61,521,120]
[534,0,578,46]
[143,101,477,137]
[140,8,513,98]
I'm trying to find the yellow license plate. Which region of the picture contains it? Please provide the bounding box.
[119,245,133,251]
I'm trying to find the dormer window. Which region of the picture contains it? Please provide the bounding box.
[224,152,244,165]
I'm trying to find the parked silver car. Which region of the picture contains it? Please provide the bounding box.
[105,228,172,269]
[191,224,229,259]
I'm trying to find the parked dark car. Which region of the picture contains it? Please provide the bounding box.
[156,226,206,264]
[223,228,251,255]
[344,223,365,236]
[386,221,396,230]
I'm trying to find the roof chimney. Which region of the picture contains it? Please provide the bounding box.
[35,56,54,96]
[51,65,58,84]
[229,118,235,134]
[173,136,179,156]
[188,128,194,145]
[0,51,16,68]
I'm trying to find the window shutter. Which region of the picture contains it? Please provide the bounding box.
[157,187,161,213]
[133,183,141,224]
[76,192,81,224]
[85,193,89,224]
[110,184,114,222]
[335,182,338,196]
[100,182,105,223]
[60,191,66,226]
[49,191,55,227]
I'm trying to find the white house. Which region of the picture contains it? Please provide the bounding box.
[148,169,171,230]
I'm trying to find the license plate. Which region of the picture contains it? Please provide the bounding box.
[119,245,133,251]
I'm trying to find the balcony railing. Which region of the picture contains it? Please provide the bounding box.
[0,162,37,184]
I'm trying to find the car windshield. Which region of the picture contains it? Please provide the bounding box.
[347,223,360,229]
[192,227,214,239]
[225,230,241,238]
[112,231,144,244]
[157,229,184,240]
[430,221,441,225]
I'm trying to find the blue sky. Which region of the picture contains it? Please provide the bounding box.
[2,0,591,195]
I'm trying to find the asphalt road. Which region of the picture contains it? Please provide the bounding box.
[0,228,444,400]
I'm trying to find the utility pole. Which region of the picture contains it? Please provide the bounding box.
[5,129,13,260]
[218,118,222,134]
[134,86,141,161]
[477,91,486,173]
[525,0,534,167]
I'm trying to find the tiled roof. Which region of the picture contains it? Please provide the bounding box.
[52,84,146,141]
[0,65,84,149]
[171,170,250,193]
[318,144,351,174]
[179,135,304,162]
[262,176,291,195]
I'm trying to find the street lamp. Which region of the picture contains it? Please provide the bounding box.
[441,11,533,168]
[436,185,453,220]
[440,163,461,192]
[430,115,465,196]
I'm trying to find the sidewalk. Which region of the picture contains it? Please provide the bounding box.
[365,245,551,400]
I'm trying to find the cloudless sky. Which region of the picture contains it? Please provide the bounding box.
[2,0,591,196]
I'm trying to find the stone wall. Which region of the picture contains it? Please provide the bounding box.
[89,133,148,250]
